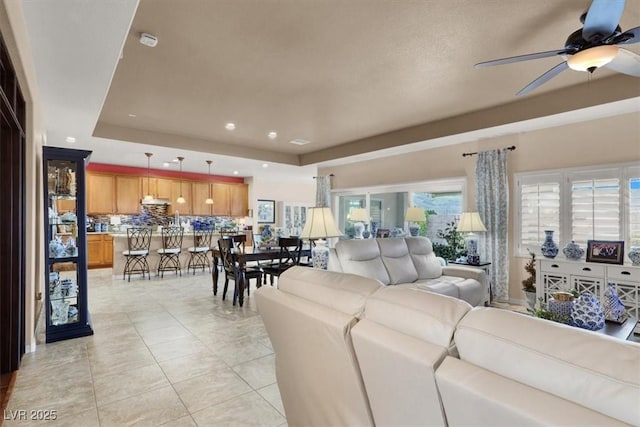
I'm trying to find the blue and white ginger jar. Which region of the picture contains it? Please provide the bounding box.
[570,292,605,331]
[629,247,640,266]
[562,241,584,260]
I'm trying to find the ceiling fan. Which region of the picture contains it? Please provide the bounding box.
[475,0,640,96]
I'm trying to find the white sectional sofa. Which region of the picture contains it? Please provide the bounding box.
[329,236,489,306]
[256,267,640,427]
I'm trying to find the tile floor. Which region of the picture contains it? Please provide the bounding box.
[4,268,285,427]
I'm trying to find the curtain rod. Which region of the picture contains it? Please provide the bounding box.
[313,174,335,179]
[462,145,516,158]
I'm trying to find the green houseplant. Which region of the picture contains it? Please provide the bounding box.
[522,249,537,311]
[432,220,466,261]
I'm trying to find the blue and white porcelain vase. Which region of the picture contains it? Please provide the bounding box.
[548,291,573,323]
[628,247,640,266]
[370,221,379,239]
[562,241,584,260]
[540,230,559,259]
[570,291,605,331]
[603,284,627,323]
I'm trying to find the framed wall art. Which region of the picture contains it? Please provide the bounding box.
[586,240,624,265]
[257,199,275,224]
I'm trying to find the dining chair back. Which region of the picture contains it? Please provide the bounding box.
[262,237,303,286]
[122,227,153,281]
[218,238,262,305]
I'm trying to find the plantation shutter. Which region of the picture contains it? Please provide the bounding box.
[519,175,560,253]
[628,171,640,247]
[571,174,621,247]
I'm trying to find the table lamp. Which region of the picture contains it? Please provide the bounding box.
[456,212,487,265]
[405,207,426,236]
[349,208,369,239]
[300,207,343,269]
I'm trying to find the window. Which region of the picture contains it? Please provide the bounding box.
[333,178,466,240]
[515,163,639,260]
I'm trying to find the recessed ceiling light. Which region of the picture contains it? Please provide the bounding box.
[289,138,310,146]
[262,163,269,168]
[128,113,137,118]
[225,122,236,131]
[162,162,170,167]
[233,170,239,175]
[268,131,277,140]
[65,136,76,143]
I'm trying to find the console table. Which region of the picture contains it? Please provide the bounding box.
[536,259,640,335]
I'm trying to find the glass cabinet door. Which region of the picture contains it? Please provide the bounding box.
[43,147,93,342]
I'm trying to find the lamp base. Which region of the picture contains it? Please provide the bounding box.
[409,226,419,237]
[465,233,480,265]
[362,224,370,239]
[353,222,364,239]
[311,239,330,269]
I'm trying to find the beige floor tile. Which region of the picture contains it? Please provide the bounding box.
[159,414,199,426]
[172,368,252,413]
[158,352,226,384]
[256,383,286,417]
[89,346,157,378]
[138,324,193,346]
[147,336,209,362]
[191,391,286,427]
[232,354,277,390]
[93,363,170,406]
[211,336,273,367]
[97,385,188,427]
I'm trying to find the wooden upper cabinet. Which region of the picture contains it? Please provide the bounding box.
[211,182,230,216]
[86,173,115,214]
[192,182,213,215]
[115,176,141,214]
[229,184,249,217]
[141,177,173,200]
[170,180,192,215]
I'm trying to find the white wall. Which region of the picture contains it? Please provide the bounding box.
[246,175,317,228]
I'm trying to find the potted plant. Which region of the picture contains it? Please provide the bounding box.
[432,220,466,261]
[522,249,537,311]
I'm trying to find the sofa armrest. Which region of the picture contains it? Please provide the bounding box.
[442,265,485,283]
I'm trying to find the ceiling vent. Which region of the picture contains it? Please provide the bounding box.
[289,139,310,146]
[139,33,158,48]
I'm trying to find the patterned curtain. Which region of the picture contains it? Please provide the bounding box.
[475,149,509,301]
[315,175,332,207]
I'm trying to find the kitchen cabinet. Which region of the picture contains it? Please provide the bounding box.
[115,175,141,214]
[229,184,249,217]
[43,146,94,343]
[86,173,115,214]
[141,177,173,200]
[192,181,213,215]
[211,182,230,216]
[87,233,113,269]
[170,180,192,215]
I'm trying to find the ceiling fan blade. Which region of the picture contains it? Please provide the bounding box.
[614,25,640,45]
[516,62,569,96]
[475,49,569,68]
[582,0,626,42]
[605,48,640,76]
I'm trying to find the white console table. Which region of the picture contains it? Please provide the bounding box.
[536,259,640,322]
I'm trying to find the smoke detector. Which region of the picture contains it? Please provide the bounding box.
[139,32,158,48]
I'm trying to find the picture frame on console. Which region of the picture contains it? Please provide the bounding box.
[586,240,624,265]
[257,199,275,224]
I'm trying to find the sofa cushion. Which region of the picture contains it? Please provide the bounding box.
[335,239,391,285]
[454,308,640,426]
[405,237,443,279]
[377,238,418,285]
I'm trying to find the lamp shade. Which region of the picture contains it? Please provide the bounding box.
[405,207,426,222]
[456,212,487,232]
[567,45,619,72]
[300,207,343,239]
[349,208,369,222]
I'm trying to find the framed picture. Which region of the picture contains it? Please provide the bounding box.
[257,199,275,224]
[586,240,625,265]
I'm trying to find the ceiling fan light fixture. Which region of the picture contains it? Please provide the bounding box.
[567,45,619,72]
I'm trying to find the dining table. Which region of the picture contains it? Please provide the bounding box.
[211,245,311,306]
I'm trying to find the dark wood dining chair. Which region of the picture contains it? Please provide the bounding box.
[262,237,303,286]
[218,238,262,305]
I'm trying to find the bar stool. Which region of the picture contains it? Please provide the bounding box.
[157,226,184,278]
[187,228,213,274]
[122,227,153,282]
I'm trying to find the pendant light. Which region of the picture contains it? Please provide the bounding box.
[205,160,214,205]
[176,156,186,204]
[143,152,154,201]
